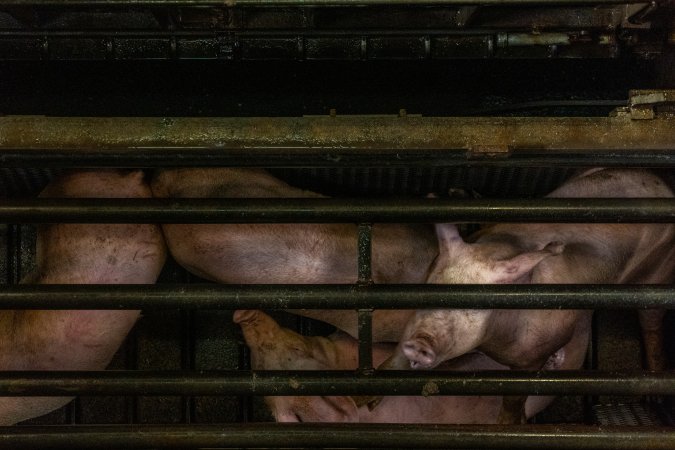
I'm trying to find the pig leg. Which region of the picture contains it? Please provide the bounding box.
[0,170,166,425]
[498,316,591,424]
[235,309,377,423]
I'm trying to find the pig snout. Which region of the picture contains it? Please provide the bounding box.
[402,335,438,369]
[233,310,259,325]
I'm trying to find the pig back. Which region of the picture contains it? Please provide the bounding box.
[35,170,166,284]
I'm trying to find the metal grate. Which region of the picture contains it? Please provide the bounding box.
[594,403,662,427]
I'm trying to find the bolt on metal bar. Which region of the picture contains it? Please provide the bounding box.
[2,198,675,224]
[0,424,672,450]
[1,115,674,168]
[1,284,674,310]
[1,370,674,396]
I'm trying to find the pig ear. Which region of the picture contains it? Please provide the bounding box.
[434,223,465,252]
[493,242,564,283]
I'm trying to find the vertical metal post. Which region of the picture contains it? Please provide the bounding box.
[584,315,597,424]
[357,223,373,371]
[181,309,195,424]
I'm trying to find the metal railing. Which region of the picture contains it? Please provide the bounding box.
[0,112,674,448]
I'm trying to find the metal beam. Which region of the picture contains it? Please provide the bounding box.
[0,424,672,449]
[0,115,673,168]
[2,198,675,223]
[0,0,653,6]
[0,370,674,396]
[1,284,673,309]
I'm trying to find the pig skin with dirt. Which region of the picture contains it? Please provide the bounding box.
[387,169,674,422]
[151,168,437,342]
[234,309,573,423]
[0,170,166,425]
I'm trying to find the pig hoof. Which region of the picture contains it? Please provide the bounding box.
[402,339,436,369]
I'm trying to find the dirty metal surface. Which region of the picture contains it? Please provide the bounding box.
[0,0,655,5]
[0,4,663,60]
[2,370,675,397]
[1,423,675,449]
[0,115,674,168]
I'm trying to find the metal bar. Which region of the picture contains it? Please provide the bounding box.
[6,149,673,168]
[0,370,674,396]
[357,309,373,371]
[357,223,374,371]
[0,0,652,5]
[2,284,675,309]
[2,198,675,224]
[357,223,372,283]
[0,116,674,168]
[0,424,673,450]
[0,30,613,38]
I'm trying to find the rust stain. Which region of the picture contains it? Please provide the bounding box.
[422,381,440,397]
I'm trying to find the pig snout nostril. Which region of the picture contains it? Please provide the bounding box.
[402,339,435,368]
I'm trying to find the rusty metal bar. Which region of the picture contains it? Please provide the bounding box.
[0,424,673,449]
[357,223,373,283]
[1,284,674,309]
[0,370,674,396]
[0,115,674,168]
[2,198,675,224]
[357,223,374,371]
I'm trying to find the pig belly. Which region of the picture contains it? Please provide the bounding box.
[0,170,166,425]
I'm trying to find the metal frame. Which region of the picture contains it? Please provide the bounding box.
[1,424,675,449]
[1,110,674,448]
[0,0,655,6]
[1,115,674,168]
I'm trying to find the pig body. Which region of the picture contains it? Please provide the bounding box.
[0,170,166,425]
[234,309,564,423]
[151,168,437,341]
[390,168,674,421]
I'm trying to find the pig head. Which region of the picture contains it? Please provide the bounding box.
[399,223,564,370]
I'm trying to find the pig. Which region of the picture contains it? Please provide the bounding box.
[0,170,167,425]
[381,168,675,422]
[151,168,437,341]
[234,309,581,423]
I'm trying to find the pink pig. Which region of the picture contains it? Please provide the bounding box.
[0,170,166,425]
[234,309,580,423]
[152,168,437,341]
[385,168,675,422]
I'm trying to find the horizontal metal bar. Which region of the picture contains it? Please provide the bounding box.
[0,370,674,396]
[0,29,603,38]
[0,0,651,5]
[1,116,674,168]
[5,149,673,167]
[1,284,674,309]
[0,424,672,449]
[2,198,675,224]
